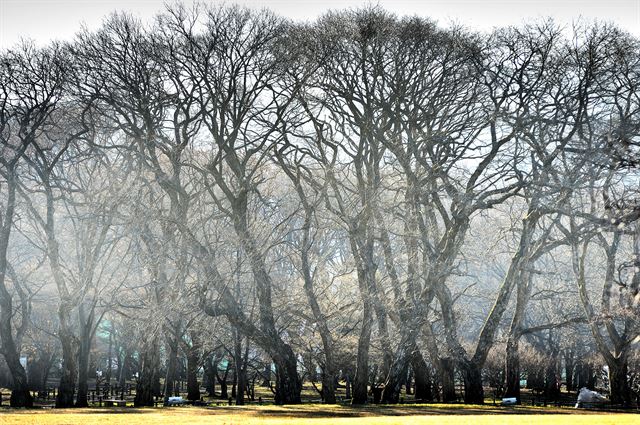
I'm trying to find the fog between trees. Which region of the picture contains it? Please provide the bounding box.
[0,2,639,409]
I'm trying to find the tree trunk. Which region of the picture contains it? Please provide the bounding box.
[544,333,560,401]
[56,308,78,408]
[321,367,337,404]
[381,350,408,403]
[217,362,230,399]
[411,347,433,402]
[233,334,244,405]
[262,363,271,387]
[134,339,159,407]
[4,346,32,407]
[75,337,91,407]
[351,299,372,405]
[106,325,113,388]
[608,358,631,406]
[462,362,484,404]
[440,357,457,403]
[504,336,521,400]
[527,365,545,390]
[203,357,217,397]
[0,321,33,407]
[186,348,200,401]
[76,306,95,408]
[564,351,575,393]
[235,338,249,406]
[0,173,33,407]
[233,211,301,405]
[163,337,178,402]
[273,345,301,405]
[297,203,337,404]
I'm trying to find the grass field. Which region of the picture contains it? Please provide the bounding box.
[0,404,638,425]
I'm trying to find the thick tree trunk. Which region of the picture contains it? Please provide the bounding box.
[608,358,631,406]
[381,329,415,403]
[527,366,545,390]
[504,336,520,400]
[118,349,129,395]
[134,339,160,407]
[76,307,96,408]
[372,291,393,382]
[440,357,457,403]
[352,300,372,404]
[462,363,484,404]
[186,348,200,401]
[273,345,301,405]
[564,351,575,393]
[504,272,531,402]
[203,357,217,397]
[544,356,560,401]
[349,229,376,406]
[411,347,433,402]
[0,174,33,407]
[163,337,179,402]
[233,210,301,405]
[0,315,33,407]
[297,202,337,404]
[381,346,409,403]
[217,363,230,399]
[75,339,91,407]
[321,369,337,404]
[56,310,78,408]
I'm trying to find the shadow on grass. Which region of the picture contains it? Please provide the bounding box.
[0,404,604,418]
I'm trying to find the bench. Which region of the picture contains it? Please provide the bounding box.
[104,399,127,407]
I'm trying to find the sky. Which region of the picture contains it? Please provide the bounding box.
[1,0,639,49]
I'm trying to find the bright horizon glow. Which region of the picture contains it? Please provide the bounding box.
[1,0,639,49]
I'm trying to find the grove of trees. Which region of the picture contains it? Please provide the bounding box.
[0,2,639,409]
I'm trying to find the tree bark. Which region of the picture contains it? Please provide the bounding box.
[217,363,229,399]
[163,336,179,402]
[381,328,415,403]
[0,172,33,407]
[411,346,433,402]
[461,363,484,404]
[440,357,457,403]
[56,304,78,408]
[75,334,91,407]
[203,356,217,397]
[134,338,160,407]
[608,357,631,406]
[564,348,575,393]
[351,297,372,405]
[233,203,302,404]
[75,303,97,407]
[504,336,521,400]
[186,347,200,401]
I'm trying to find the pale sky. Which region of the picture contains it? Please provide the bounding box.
[1,0,639,49]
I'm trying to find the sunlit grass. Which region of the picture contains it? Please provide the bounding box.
[0,404,637,425]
